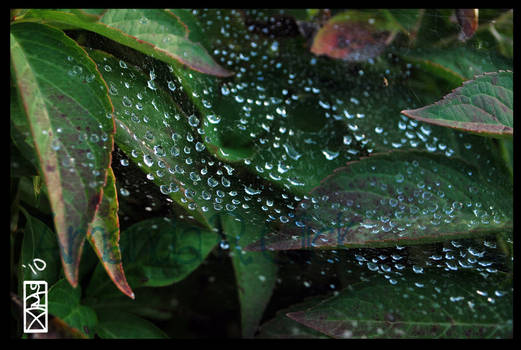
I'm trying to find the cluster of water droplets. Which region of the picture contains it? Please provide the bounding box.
[90,9,512,317]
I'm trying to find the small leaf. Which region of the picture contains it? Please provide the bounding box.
[456,9,479,41]
[221,211,278,338]
[10,22,115,287]
[287,270,512,338]
[86,217,218,296]
[95,310,168,338]
[48,279,98,338]
[310,11,395,62]
[247,150,512,251]
[401,71,512,138]
[382,9,424,39]
[87,167,134,299]
[257,296,331,339]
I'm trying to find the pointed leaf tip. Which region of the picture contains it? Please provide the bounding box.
[401,71,512,138]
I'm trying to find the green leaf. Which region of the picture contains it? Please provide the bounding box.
[48,279,98,338]
[247,150,512,251]
[85,287,175,321]
[381,9,424,39]
[10,22,115,287]
[20,9,232,78]
[401,71,513,138]
[486,10,513,58]
[87,167,134,299]
[87,217,218,295]
[11,79,39,177]
[287,270,513,338]
[499,139,513,178]
[220,211,278,338]
[95,309,168,338]
[399,46,512,87]
[19,209,61,289]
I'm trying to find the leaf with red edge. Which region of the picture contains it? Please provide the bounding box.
[401,71,512,139]
[87,167,134,299]
[310,10,397,62]
[246,150,512,251]
[10,22,115,287]
[456,9,479,41]
[286,270,513,338]
[18,9,233,78]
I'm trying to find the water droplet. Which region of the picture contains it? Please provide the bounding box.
[208,177,219,188]
[143,154,154,167]
[188,114,200,127]
[207,114,221,124]
[322,149,339,160]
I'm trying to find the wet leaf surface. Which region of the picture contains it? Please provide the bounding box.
[10,22,115,287]
[402,71,513,138]
[287,270,512,338]
[247,150,512,251]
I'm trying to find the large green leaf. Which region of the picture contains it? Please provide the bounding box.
[48,279,98,338]
[10,22,115,287]
[87,167,134,299]
[17,9,232,78]
[402,71,513,138]
[95,309,167,338]
[247,150,512,251]
[287,270,513,338]
[220,211,278,338]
